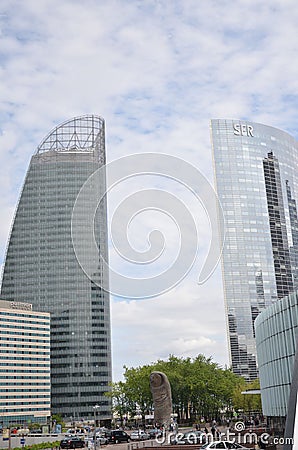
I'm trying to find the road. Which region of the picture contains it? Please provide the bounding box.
[0,434,158,450]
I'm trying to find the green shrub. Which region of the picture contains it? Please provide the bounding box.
[1,441,61,450]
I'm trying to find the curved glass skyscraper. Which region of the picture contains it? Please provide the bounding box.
[211,119,298,381]
[1,115,112,420]
[255,290,298,419]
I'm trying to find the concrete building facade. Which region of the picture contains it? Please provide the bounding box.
[0,299,50,426]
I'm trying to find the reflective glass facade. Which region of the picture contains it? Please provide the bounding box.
[211,119,298,381]
[255,291,298,417]
[0,116,112,419]
[0,299,50,426]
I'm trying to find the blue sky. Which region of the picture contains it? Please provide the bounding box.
[1,0,298,380]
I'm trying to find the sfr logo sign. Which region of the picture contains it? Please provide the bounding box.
[233,123,254,137]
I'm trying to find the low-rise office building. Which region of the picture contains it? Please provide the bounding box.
[0,299,50,426]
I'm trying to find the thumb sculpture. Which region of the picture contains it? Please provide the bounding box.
[150,371,172,429]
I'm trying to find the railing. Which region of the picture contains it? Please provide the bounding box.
[128,441,159,450]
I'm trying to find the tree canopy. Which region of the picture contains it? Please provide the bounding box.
[106,355,261,424]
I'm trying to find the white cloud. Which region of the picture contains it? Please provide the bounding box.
[111,267,227,379]
[1,0,298,379]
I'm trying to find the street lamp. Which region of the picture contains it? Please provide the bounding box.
[93,405,100,450]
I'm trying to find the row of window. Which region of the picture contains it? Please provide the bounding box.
[0,317,49,327]
[0,345,49,350]
[0,369,50,373]
[52,352,108,359]
[0,395,50,408]
[0,394,50,399]
[0,330,49,337]
[50,338,108,350]
[52,391,104,398]
[51,362,107,368]
[1,388,50,392]
[0,375,50,379]
[1,382,50,386]
[0,323,49,332]
[0,356,49,361]
[1,407,50,412]
[53,381,108,388]
[0,363,49,367]
[53,399,109,407]
[51,371,109,378]
[0,312,49,321]
[0,337,49,343]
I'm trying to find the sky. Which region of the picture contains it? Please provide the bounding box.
[1,0,298,381]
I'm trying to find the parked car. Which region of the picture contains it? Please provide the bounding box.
[107,430,130,444]
[201,441,250,450]
[130,431,150,441]
[96,434,109,445]
[60,436,85,448]
[17,428,30,435]
[148,428,163,439]
[66,429,85,435]
[85,435,108,446]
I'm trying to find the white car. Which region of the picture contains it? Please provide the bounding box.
[85,435,108,446]
[130,431,150,441]
[201,442,250,450]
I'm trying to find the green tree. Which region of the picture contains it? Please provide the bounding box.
[106,381,134,424]
[51,414,65,427]
[232,378,262,415]
[108,354,245,424]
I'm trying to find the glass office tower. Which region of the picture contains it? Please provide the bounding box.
[211,119,298,380]
[0,115,112,419]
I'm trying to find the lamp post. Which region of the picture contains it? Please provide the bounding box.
[93,405,100,450]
